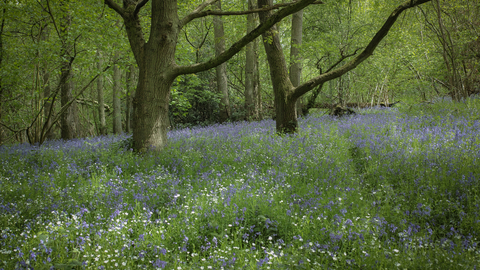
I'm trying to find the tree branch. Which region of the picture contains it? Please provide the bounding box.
[45,0,64,47]
[105,0,145,64]
[174,0,317,76]
[292,0,432,100]
[134,0,149,15]
[180,0,323,29]
[104,0,125,17]
[180,0,218,28]
[0,121,22,133]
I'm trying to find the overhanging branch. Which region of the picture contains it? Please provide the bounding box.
[180,0,218,28]
[292,0,432,100]
[104,0,125,18]
[180,1,323,28]
[134,0,149,15]
[174,0,317,76]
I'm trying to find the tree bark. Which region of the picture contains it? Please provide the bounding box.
[128,0,178,151]
[59,0,78,140]
[97,50,107,135]
[60,62,78,140]
[254,35,262,120]
[113,50,123,134]
[42,60,55,140]
[304,83,324,115]
[258,0,298,133]
[38,24,55,141]
[245,0,258,120]
[289,9,303,117]
[213,0,230,122]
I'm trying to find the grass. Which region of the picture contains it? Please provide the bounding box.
[0,98,479,269]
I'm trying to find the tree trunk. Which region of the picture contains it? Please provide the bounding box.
[433,0,464,100]
[126,64,135,133]
[59,0,78,140]
[133,68,173,151]
[289,9,303,117]
[42,63,55,140]
[97,50,107,135]
[254,38,262,120]
[39,26,55,141]
[304,83,324,115]
[258,0,298,133]
[245,0,258,120]
[129,1,178,151]
[213,0,230,122]
[60,63,78,140]
[113,51,122,134]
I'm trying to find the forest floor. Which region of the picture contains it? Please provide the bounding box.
[1,98,479,269]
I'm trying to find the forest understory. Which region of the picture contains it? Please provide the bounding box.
[1,99,479,269]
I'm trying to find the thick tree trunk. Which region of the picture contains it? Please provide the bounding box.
[245,0,258,120]
[113,51,122,134]
[133,67,173,151]
[129,1,178,151]
[97,50,107,135]
[259,0,298,133]
[59,0,78,140]
[289,9,303,117]
[59,49,78,140]
[213,0,230,122]
[60,62,78,140]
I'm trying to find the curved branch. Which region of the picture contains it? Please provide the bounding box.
[174,0,316,76]
[105,0,145,63]
[180,0,218,28]
[292,0,432,100]
[104,0,125,17]
[180,0,323,29]
[45,0,63,46]
[134,0,149,15]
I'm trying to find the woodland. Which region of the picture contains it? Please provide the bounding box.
[0,0,478,149]
[0,0,480,269]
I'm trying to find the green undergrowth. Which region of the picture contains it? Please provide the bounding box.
[1,101,479,269]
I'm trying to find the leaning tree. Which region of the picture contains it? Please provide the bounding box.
[258,0,432,134]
